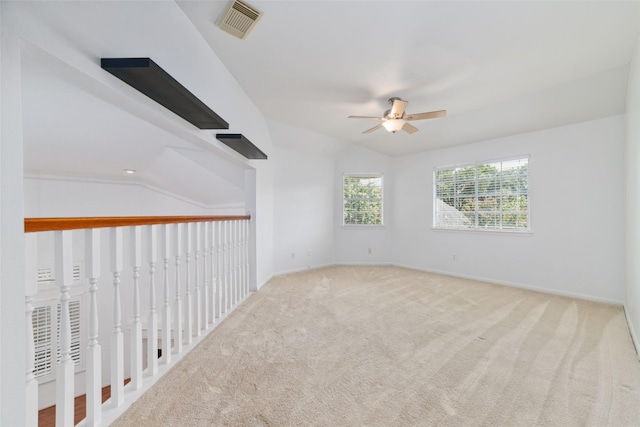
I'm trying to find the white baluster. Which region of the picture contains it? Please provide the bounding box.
[55,230,75,426]
[173,223,183,354]
[227,221,233,311]
[215,221,222,318]
[129,226,143,390]
[160,224,172,364]
[86,229,103,425]
[146,225,158,375]
[242,219,249,298]
[209,222,218,323]
[202,222,210,328]
[193,222,202,337]
[227,221,236,309]
[234,221,240,304]
[236,221,242,300]
[232,221,237,305]
[184,223,193,344]
[24,233,38,426]
[233,221,239,305]
[222,221,229,314]
[109,227,124,408]
[246,219,251,295]
[25,295,38,426]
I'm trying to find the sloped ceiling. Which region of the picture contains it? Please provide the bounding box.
[16,1,640,209]
[179,0,640,156]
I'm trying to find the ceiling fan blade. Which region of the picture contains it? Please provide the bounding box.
[390,99,408,117]
[402,122,419,134]
[363,123,384,134]
[404,110,447,121]
[348,115,384,120]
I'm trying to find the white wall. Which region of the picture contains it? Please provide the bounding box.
[334,146,393,264]
[626,34,640,354]
[392,116,626,304]
[270,120,340,275]
[0,3,29,424]
[272,145,334,274]
[24,176,246,217]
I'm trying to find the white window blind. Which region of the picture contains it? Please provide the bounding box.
[343,174,383,225]
[434,157,529,231]
[32,297,84,381]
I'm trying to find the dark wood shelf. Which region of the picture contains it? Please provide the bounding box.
[216,133,267,159]
[101,58,229,130]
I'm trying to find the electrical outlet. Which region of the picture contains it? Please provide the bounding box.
[368,248,372,254]
[291,252,296,259]
[452,254,457,261]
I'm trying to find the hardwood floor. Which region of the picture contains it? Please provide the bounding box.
[38,379,130,427]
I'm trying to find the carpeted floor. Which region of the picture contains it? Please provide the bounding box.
[113,265,640,426]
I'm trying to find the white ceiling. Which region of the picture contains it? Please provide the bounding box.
[17,1,640,208]
[179,0,640,156]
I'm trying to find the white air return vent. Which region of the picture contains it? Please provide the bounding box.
[218,0,262,40]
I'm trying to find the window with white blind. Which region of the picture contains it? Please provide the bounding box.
[32,297,84,382]
[31,262,86,382]
[343,174,383,225]
[433,157,529,231]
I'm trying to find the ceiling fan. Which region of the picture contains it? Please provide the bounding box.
[348,97,446,134]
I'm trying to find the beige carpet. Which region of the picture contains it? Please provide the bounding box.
[113,265,640,426]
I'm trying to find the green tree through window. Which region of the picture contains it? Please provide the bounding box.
[343,175,383,225]
[434,158,529,231]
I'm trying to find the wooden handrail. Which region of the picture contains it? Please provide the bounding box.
[24,215,251,233]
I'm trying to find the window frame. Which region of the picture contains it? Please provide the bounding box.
[433,156,530,233]
[342,173,384,227]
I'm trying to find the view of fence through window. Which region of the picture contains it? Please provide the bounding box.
[343,175,383,225]
[434,157,529,231]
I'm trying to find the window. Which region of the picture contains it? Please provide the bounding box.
[32,262,86,382]
[343,174,383,225]
[32,297,84,382]
[434,157,529,231]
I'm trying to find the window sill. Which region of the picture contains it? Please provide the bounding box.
[341,225,386,230]
[431,227,532,236]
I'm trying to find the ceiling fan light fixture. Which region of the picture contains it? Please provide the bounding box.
[383,119,405,133]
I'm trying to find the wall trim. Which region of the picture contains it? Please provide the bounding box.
[391,262,624,306]
[272,263,336,278]
[624,305,640,360]
[274,261,625,306]
[24,173,245,210]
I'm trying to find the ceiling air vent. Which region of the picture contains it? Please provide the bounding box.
[218,0,262,40]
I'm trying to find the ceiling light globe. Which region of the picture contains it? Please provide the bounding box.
[382,119,405,133]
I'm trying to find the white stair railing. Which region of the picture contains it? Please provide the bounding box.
[86,228,103,426]
[56,230,75,427]
[129,226,143,391]
[146,225,159,377]
[161,224,172,365]
[110,227,125,408]
[184,223,193,345]
[193,223,202,337]
[24,215,252,426]
[173,223,183,355]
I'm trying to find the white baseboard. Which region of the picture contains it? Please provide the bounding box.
[272,263,335,277]
[391,262,624,306]
[273,261,624,306]
[623,305,640,360]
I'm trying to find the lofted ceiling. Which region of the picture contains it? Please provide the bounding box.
[179,0,640,157]
[16,1,640,209]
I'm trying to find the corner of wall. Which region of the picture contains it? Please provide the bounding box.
[625,32,640,360]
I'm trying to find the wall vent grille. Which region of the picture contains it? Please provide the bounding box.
[218,0,262,39]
